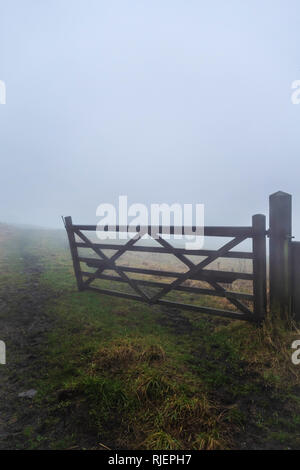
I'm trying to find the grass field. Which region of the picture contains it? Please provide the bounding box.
[0,224,299,450]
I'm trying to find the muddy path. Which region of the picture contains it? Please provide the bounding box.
[0,249,54,449]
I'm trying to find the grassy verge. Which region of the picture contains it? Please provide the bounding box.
[1,225,300,449]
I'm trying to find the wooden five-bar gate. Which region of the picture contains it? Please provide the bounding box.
[64,191,300,324]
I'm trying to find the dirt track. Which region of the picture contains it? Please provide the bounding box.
[0,252,53,449]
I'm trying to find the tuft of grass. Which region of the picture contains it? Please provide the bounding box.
[140,344,166,363]
[90,339,166,374]
[134,369,174,402]
[142,431,182,450]
[161,395,212,426]
[193,430,226,450]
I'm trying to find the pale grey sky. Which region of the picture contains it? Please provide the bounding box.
[0,1,300,236]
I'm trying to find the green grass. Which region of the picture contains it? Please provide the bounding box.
[1,224,300,450]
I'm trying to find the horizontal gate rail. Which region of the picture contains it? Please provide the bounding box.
[64,214,267,322]
[82,271,253,300]
[79,259,254,281]
[72,224,254,237]
[76,242,254,259]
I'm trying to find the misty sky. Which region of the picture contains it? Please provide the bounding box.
[0,1,300,236]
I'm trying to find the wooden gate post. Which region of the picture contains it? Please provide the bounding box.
[269,191,292,321]
[64,216,84,291]
[291,241,300,321]
[252,214,267,320]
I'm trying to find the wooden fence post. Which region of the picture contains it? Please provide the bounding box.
[291,241,300,321]
[64,216,84,291]
[252,214,267,320]
[269,191,292,321]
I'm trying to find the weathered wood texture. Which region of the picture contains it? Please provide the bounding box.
[291,241,300,320]
[269,191,292,320]
[64,216,84,291]
[252,214,267,319]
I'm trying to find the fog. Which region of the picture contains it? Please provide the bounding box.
[0,1,300,237]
